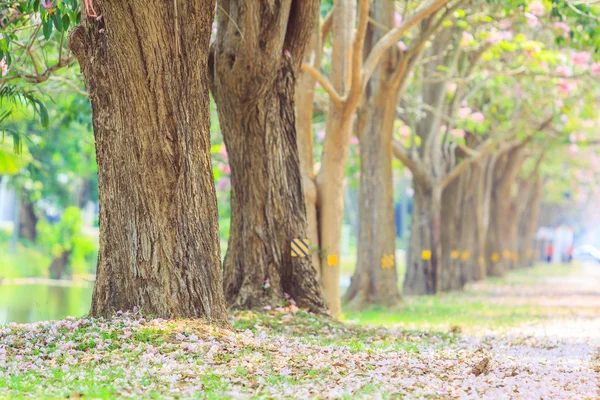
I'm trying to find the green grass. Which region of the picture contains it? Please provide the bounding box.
[342,263,575,332]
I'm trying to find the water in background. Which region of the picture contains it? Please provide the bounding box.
[0,283,93,324]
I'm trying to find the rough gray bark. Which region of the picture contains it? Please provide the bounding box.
[69,0,229,324]
[211,0,326,312]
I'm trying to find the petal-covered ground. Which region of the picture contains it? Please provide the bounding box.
[1,263,599,399]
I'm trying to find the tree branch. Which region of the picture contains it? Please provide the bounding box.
[300,63,343,109]
[344,0,370,112]
[393,141,432,187]
[361,0,454,88]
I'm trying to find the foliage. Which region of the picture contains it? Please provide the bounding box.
[37,206,97,275]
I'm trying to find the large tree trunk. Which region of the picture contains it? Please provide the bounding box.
[68,1,229,323]
[19,196,37,242]
[344,0,401,308]
[519,176,543,266]
[403,181,441,295]
[212,1,326,312]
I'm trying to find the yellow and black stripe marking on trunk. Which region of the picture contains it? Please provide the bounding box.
[381,254,395,269]
[291,238,309,258]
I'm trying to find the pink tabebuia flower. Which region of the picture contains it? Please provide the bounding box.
[458,107,472,120]
[572,51,591,66]
[42,0,53,9]
[397,41,407,51]
[0,59,7,77]
[555,66,572,77]
[398,125,410,137]
[394,12,402,27]
[461,32,474,47]
[450,129,465,139]
[447,83,457,95]
[349,136,359,145]
[470,112,485,123]
[524,12,541,28]
[569,144,579,154]
[554,21,570,35]
[591,62,600,76]
[528,1,544,17]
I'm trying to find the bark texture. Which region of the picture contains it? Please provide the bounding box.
[345,0,401,307]
[211,0,326,312]
[69,0,229,324]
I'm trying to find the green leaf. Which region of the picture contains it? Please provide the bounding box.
[53,14,63,32]
[62,15,71,31]
[43,19,53,40]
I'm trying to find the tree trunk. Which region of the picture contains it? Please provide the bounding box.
[520,176,543,266]
[485,146,524,277]
[49,250,72,280]
[345,84,400,307]
[474,156,496,280]
[19,197,37,242]
[296,16,322,280]
[403,181,441,295]
[317,114,352,316]
[344,0,401,308]
[68,1,229,324]
[211,1,326,312]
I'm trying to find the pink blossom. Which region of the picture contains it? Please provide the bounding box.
[554,99,564,108]
[397,41,407,51]
[42,0,53,9]
[398,125,410,137]
[569,143,579,154]
[0,59,7,77]
[470,112,485,123]
[557,79,577,95]
[525,12,541,28]
[555,65,572,77]
[223,164,231,174]
[439,124,447,133]
[349,136,359,145]
[528,1,544,17]
[216,176,230,192]
[591,62,600,76]
[460,32,474,47]
[450,129,465,138]
[554,21,570,35]
[458,107,472,120]
[447,83,457,95]
[219,145,228,158]
[315,129,325,142]
[572,51,591,66]
[394,12,403,27]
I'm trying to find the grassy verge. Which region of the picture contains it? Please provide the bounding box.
[343,263,581,332]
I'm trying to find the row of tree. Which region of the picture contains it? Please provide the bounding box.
[1,0,599,323]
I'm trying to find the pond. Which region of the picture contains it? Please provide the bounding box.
[0,282,93,325]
